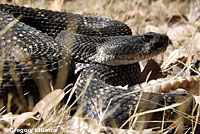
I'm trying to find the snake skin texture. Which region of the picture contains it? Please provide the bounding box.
[74,68,192,127]
[0,4,195,131]
[0,10,64,111]
[0,4,132,37]
[0,4,134,112]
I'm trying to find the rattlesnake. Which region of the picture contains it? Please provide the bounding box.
[0,4,196,131]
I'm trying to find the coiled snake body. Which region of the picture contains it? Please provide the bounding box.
[0,4,192,129]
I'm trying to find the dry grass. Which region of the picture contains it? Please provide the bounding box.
[0,0,200,133]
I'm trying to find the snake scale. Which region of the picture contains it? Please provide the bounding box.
[0,4,195,130]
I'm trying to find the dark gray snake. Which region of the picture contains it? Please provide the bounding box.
[0,4,195,130]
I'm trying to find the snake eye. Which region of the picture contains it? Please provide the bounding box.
[142,35,151,42]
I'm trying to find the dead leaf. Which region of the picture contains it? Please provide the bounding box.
[138,59,164,84]
[168,15,187,26]
[13,112,35,130]
[167,24,196,43]
[32,89,65,120]
[1,113,19,127]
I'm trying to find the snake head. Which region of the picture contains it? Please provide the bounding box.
[95,32,169,66]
